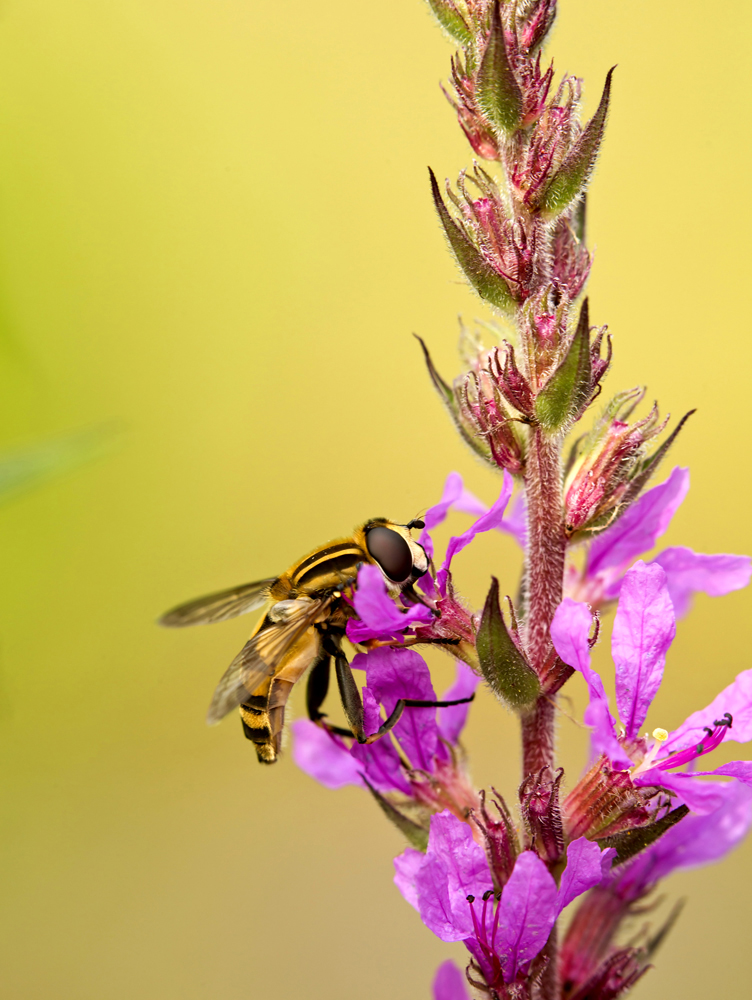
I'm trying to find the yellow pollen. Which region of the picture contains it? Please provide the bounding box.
[652,728,669,742]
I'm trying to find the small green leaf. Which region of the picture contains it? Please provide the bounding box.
[475,1,523,137]
[477,578,540,711]
[538,68,614,218]
[363,776,429,851]
[534,298,592,431]
[598,805,689,865]
[429,168,515,316]
[425,0,473,47]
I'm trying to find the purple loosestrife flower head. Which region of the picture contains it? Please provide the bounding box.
[394,810,615,991]
[560,780,752,995]
[292,652,481,832]
[551,562,752,823]
[237,0,752,992]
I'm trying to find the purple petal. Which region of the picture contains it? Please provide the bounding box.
[662,668,752,754]
[436,472,514,595]
[350,563,433,641]
[291,719,364,790]
[587,467,689,577]
[497,490,528,549]
[651,547,752,618]
[617,780,752,895]
[393,848,424,911]
[413,811,493,943]
[359,647,439,770]
[438,661,481,745]
[633,769,729,815]
[496,851,558,982]
[550,599,631,768]
[420,472,465,561]
[451,485,491,519]
[557,837,616,913]
[453,484,528,549]
[350,685,413,794]
[687,761,752,786]
[433,960,470,1000]
[612,561,676,739]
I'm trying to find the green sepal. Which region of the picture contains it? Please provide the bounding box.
[414,335,495,466]
[537,68,614,219]
[363,776,429,851]
[534,298,592,431]
[475,1,523,137]
[425,0,473,47]
[597,805,689,865]
[429,168,515,316]
[477,578,540,711]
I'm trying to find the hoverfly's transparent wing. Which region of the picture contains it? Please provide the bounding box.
[206,596,331,724]
[158,578,276,627]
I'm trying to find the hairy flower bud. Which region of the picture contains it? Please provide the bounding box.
[519,766,565,862]
[459,368,526,472]
[563,389,671,536]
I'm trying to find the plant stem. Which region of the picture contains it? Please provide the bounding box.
[522,427,566,776]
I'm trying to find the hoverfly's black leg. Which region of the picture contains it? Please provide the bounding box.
[323,632,403,745]
[306,651,332,724]
[402,694,476,709]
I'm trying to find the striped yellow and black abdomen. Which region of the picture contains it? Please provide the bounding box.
[239,611,325,763]
[240,691,276,764]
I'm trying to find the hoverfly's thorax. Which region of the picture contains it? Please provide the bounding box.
[287,539,367,596]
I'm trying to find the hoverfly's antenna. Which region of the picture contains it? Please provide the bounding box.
[406,518,425,531]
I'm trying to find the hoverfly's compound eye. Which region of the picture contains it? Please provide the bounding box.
[365,526,413,582]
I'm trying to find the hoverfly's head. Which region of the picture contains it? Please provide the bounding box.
[359,518,429,588]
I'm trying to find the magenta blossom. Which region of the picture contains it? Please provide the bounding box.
[293,651,480,807]
[394,810,614,988]
[616,777,752,898]
[551,562,752,814]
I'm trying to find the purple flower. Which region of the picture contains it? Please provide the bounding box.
[417,470,525,569]
[552,561,752,811]
[614,779,752,899]
[432,960,470,1000]
[567,467,751,617]
[394,811,614,987]
[421,471,514,600]
[293,651,479,806]
[345,563,433,644]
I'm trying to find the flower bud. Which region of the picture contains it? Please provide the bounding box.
[458,370,526,473]
[430,168,516,314]
[534,67,614,219]
[563,389,669,536]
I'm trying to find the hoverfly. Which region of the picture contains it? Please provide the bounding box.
[159,518,468,763]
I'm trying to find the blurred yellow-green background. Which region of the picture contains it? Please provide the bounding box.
[0,0,750,996]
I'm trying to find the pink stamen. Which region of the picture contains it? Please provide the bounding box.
[657,713,733,771]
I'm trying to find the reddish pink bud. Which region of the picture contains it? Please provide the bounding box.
[564,390,668,537]
[457,368,526,473]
